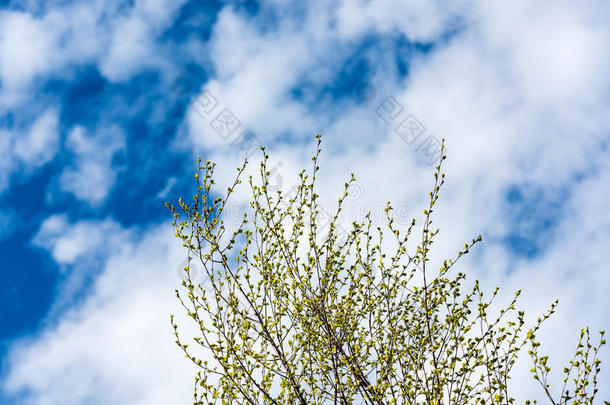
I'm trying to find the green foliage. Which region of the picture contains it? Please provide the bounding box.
[167,135,606,404]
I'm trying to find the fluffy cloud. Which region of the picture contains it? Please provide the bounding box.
[0,11,57,89]
[0,108,60,193]
[33,215,126,266]
[0,3,107,106]
[58,125,125,206]
[335,0,469,41]
[0,0,189,107]
[0,0,186,192]
[98,0,189,81]
[13,109,61,167]
[5,220,194,404]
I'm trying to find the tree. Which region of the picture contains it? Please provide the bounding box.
[167,135,607,404]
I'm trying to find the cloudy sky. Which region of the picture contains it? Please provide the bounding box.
[0,0,609,403]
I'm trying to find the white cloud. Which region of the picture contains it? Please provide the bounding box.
[0,0,183,194]
[58,125,125,206]
[13,109,60,166]
[98,0,189,81]
[5,221,194,405]
[0,108,60,193]
[33,215,126,266]
[478,1,610,106]
[0,11,56,89]
[0,0,189,107]
[335,0,469,42]
[0,4,108,106]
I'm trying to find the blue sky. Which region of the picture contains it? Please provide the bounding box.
[0,0,609,403]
